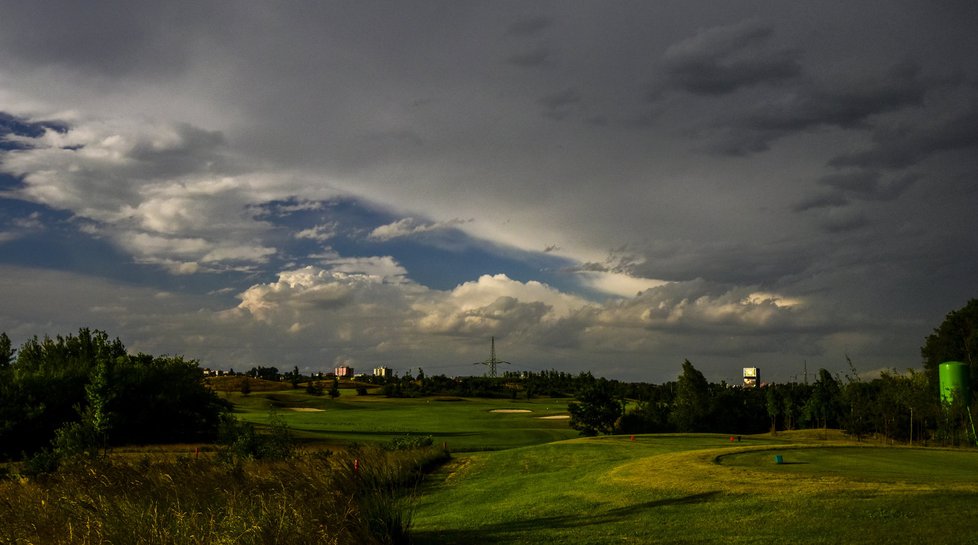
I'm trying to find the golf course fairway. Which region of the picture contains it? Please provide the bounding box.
[411,433,978,544]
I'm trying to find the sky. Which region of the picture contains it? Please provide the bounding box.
[1,1,976,384]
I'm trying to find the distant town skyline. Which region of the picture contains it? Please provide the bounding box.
[1,2,976,383]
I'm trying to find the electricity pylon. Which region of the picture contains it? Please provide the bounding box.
[473,336,510,378]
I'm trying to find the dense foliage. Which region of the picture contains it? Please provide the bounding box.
[0,328,229,460]
[922,298,978,391]
[568,375,624,436]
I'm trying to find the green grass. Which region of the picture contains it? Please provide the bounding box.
[224,390,579,451]
[411,434,978,544]
[13,387,978,544]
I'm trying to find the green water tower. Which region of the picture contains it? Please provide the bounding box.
[939,361,970,405]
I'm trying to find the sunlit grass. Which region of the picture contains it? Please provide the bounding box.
[412,434,978,545]
[226,391,579,451]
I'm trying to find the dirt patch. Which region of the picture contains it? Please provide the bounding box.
[289,407,325,412]
[538,415,570,420]
[489,409,532,413]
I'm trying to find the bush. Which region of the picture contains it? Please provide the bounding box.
[306,381,324,396]
[21,448,60,477]
[217,413,296,462]
[384,434,434,451]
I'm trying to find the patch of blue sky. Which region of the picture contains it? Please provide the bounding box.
[260,195,584,295]
[0,111,67,150]
[0,199,252,300]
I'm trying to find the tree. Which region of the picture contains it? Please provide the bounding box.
[0,332,14,368]
[670,360,711,432]
[922,298,978,392]
[84,358,113,454]
[306,381,324,396]
[765,386,781,433]
[0,329,230,458]
[804,369,843,430]
[329,377,341,399]
[568,378,623,436]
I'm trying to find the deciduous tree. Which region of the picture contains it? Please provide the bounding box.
[568,378,622,436]
[669,360,710,432]
[922,298,978,391]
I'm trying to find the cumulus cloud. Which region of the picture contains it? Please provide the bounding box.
[368,217,472,241]
[576,271,670,298]
[321,256,408,281]
[294,223,337,242]
[0,115,298,272]
[413,273,591,337]
[224,262,841,379]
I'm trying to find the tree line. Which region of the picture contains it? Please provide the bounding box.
[1,298,974,458]
[0,328,228,461]
[569,298,978,446]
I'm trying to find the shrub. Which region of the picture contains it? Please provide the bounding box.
[384,434,434,451]
[217,413,296,463]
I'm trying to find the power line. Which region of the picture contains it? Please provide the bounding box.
[473,336,511,378]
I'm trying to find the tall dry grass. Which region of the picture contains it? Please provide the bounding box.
[0,445,448,545]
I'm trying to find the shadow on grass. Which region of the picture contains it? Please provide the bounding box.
[289,429,480,438]
[412,491,721,545]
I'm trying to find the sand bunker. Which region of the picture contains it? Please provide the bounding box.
[490,409,532,413]
[538,415,570,420]
[289,407,325,412]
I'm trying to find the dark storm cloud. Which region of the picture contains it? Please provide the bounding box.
[0,2,219,77]
[792,193,850,213]
[538,88,582,120]
[507,46,556,68]
[505,16,553,37]
[579,241,814,287]
[654,19,802,97]
[749,62,925,130]
[811,171,918,204]
[829,106,978,170]
[711,61,928,155]
[816,209,869,233]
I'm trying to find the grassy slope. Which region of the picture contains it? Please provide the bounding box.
[223,390,579,451]
[215,389,978,543]
[412,433,978,545]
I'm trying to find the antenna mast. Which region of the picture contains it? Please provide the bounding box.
[474,336,511,377]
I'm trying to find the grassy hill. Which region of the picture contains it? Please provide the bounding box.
[219,390,978,543]
[411,433,978,544]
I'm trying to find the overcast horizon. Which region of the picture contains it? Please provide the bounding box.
[1,2,976,384]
